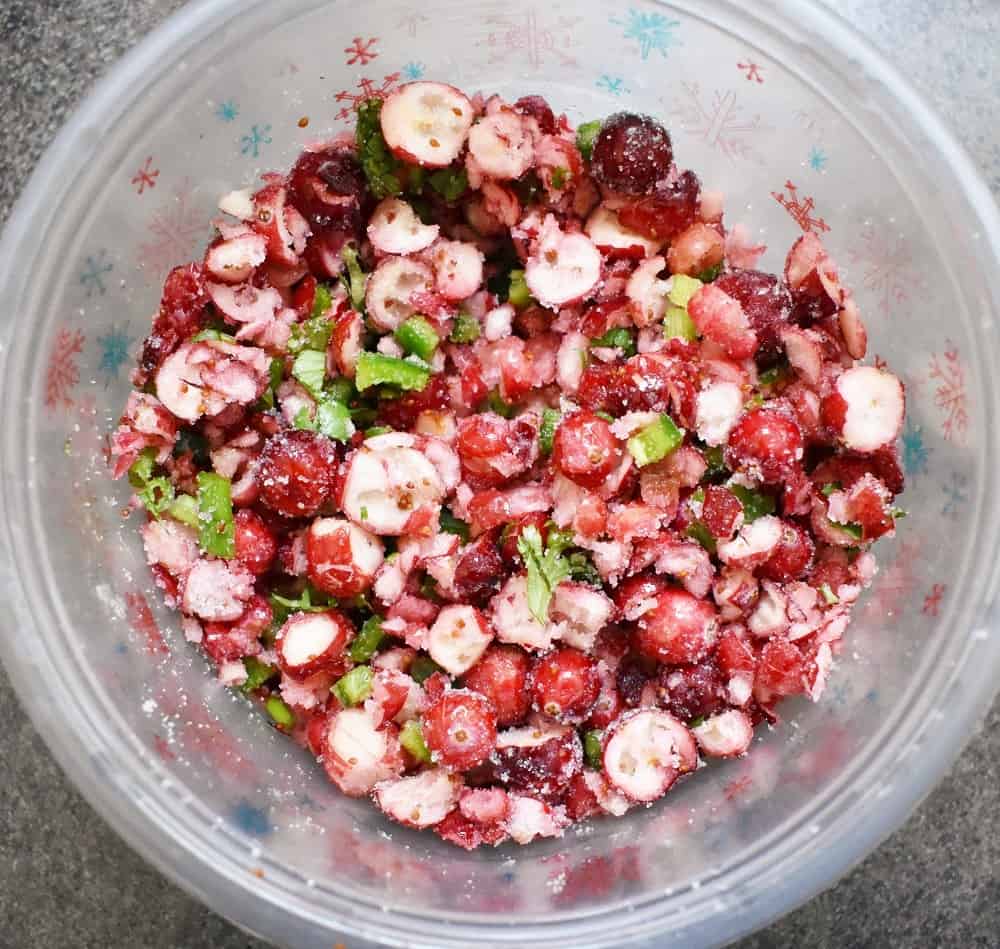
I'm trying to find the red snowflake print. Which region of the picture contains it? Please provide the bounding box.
[344,36,378,65]
[922,582,946,617]
[724,774,752,801]
[927,343,968,443]
[125,591,169,656]
[863,538,919,621]
[136,181,206,278]
[771,180,830,233]
[44,328,85,411]
[131,156,159,195]
[153,735,176,761]
[671,83,765,161]
[873,354,888,370]
[481,10,582,69]
[847,222,920,317]
[334,73,401,121]
[737,61,763,83]
[396,8,429,36]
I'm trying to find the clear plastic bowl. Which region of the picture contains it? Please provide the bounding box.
[2,1,999,946]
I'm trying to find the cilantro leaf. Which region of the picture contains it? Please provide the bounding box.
[428,167,469,201]
[517,525,571,624]
[355,99,404,199]
[341,244,367,311]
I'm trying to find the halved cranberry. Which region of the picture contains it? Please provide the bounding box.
[552,411,623,488]
[531,648,600,723]
[422,690,498,771]
[486,730,582,801]
[456,413,536,487]
[590,113,673,196]
[377,375,450,430]
[758,521,814,581]
[257,430,339,518]
[714,270,794,356]
[463,644,532,727]
[726,408,804,484]
[618,170,701,241]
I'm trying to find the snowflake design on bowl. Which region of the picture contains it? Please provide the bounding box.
[671,83,764,162]
[215,99,239,122]
[771,181,830,233]
[240,123,273,158]
[395,7,430,37]
[334,74,401,121]
[80,250,113,297]
[401,61,425,81]
[44,328,85,411]
[481,10,581,69]
[136,181,206,278]
[941,471,969,519]
[921,582,946,617]
[927,342,969,443]
[344,37,379,66]
[900,415,929,477]
[96,324,135,385]
[611,9,681,61]
[808,146,828,171]
[131,156,160,195]
[847,222,919,317]
[596,74,628,96]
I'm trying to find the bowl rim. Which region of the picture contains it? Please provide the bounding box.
[2,0,1000,946]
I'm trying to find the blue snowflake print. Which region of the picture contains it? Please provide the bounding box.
[216,99,239,122]
[941,471,968,519]
[901,416,929,476]
[610,9,681,61]
[114,642,129,655]
[808,146,828,171]
[596,74,628,96]
[231,799,271,837]
[240,123,272,157]
[830,680,851,706]
[96,324,134,385]
[80,250,113,297]
[401,61,425,81]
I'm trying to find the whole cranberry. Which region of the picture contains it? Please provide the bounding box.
[590,113,674,196]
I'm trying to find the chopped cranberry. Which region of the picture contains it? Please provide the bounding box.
[138,264,209,382]
[564,772,602,821]
[615,655,651,708]
[614,574,671,622]
[435,809,507,850]
[758,521,815,581]
[618,170,701,241]
[577,354,696,422]
[233,509,278,576]
[531,648,601,723]
[701,485,743,539]
[811,450,904,499]
[633,588,719,665]
[422,690,498,771]
[257,430,339,518]
[201,595,272,665]
[456,413,536,487]
[658,660,726,723]
[755,638,805,699]
[726,408,804,483]
[790,286,837,327]
[581,297,630,338]
[514,95,557,134]
[486,730,583,801]
[552,411,623,488]
[714,270,794,356]
[463,644,531,726]
[586,676,625,729]
[452,531,506,605]
[590,113,673,196]
[288,144,367,232]
[377,375,451,430]
[291,274,317,317]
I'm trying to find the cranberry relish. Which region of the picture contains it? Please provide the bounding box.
[111,82,905,848]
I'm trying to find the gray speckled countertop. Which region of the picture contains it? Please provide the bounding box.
[2,2,999,947]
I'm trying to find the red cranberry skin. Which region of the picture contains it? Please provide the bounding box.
[726,408,804,484]
[634,588,719,666]
[531,648,601,723]
[514,95,557,134]
[614,574,671,621]
[701,485,744,539]
[484,731,583,802]
[590,113,674,196]
[233,509,278,576]
[288,144,367,232]
[499,512,550,567]
[377,375,450,431]
[456,414,536,487]
[452,530,506,606]
[618,170,701,241]
[615,655,651,708]
[658,660,726,723]
[756,639,805,698]
[715,270,794,356]
[257,430,339,518]
[422,690,498,771]
[463,644,531,727]
[552,411,623,489]
[758,521,815,581]
[138,264,209,382]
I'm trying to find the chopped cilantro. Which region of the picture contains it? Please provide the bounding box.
[517,525,572,623]
[241,657,278,694]
[486,389,517,419]
[591,327,636,357]
[409,655,443,685]
[291,349,327,398]
[349,615,385,663]
[820,482,842,497]
[439,508,470,543]
[312,283,333,319]
[428,166,469,201]
[697,261,723,283]
[355,99,403,199]
[550,166,568,190]
[450,311,481,344]
[685,521,717,555]
[730,485,776,522]
[576,120,602,162]
[288,316,333,355]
